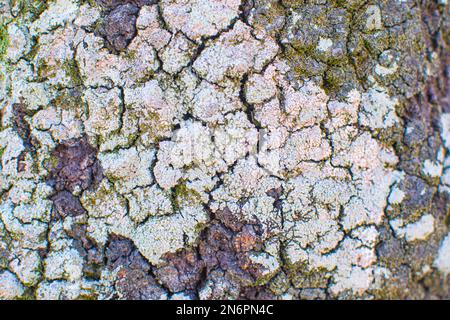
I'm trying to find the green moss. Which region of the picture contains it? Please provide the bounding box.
[44,154,60,172]
[77,0,98,7]
[37,59,55,80]
[258,1,286,25]
[62,59,83,86]
[291,268,329,288]
[92,15,104,33]
[330,0,367,10]
[11,0,49,21]
[172,182,202,211]
[0,146,6,158]
[282,257,330,288]
[137,110,173,142]
[194,221,208,234]
[76,294,98,300]
[14,292,36,300]
[253,271,277,286]
[135,69,156,85]
[280,0,305,9]
[123,50,137,61]
[323,74,338,94]
[283,47,315,79]
[289,41,317,58]
[24,39,40,61]
[0,24,9,61]
[323,69,343,95]
[0,256,8,270]
[52,91,76,110]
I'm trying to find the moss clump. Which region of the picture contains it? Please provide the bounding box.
[76,294,98,300]
[14,292,36,300]
[123,50,137,61]
[0,25,9,61]
[172,183,202,211]
[283,258,330,289]
[11,0,49,21]
[135,69,156,85]
[37,59,55,80]
[330,0,367,10]
[194,221,208,234]
[78,0,98,7]
[138,110,173,142]
[322,68,346,95]
[52,91,78,110]
[253,271,278,286]
[0,146,6,159]
[288,41,317,59]
[24,39,40,61]
[44,154,60,173]
[323,72,339,94]
[63,59,83,86]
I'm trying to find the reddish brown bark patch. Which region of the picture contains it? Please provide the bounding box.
[95,0,156,53]
[154,208,274,299]
[153,249,203,293]
[98,4,140,52]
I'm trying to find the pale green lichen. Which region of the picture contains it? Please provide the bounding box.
[1,0,448,301]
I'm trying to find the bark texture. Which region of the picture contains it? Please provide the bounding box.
[0,0,449,300]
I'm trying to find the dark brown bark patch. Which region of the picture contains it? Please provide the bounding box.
[99,4,139,52]
[47,136,103,194]
[106,234,167,299]
[153,208,275,299]
[96,1,155,52]
[50,190,86,218]
[12,102,37,172]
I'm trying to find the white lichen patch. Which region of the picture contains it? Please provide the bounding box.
[423,159,443,178]
[434,233,450,275]
[390,214,435,242]
[44,248,84,282]
[388,186,406,205]
[99,146,155,193]
[125,185,173,223]
[0,271,25,299]
[5,24,29,63]
[441,113,450,149]
[30,0,79,35]
[1,0,446,300]
[160,33,196,74]
[124,206,208,265]
[36,280,83,300]
[375,63,399,77]
[191,80,242,123]
[359,86,400,129]
[161,0,241,42]
[193,21,278,84]
[317,37,333,52]
[84,88,123,139]
[365,5,382,31]
[439,114,450,194]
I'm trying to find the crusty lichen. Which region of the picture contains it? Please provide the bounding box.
[0,0,449,300]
